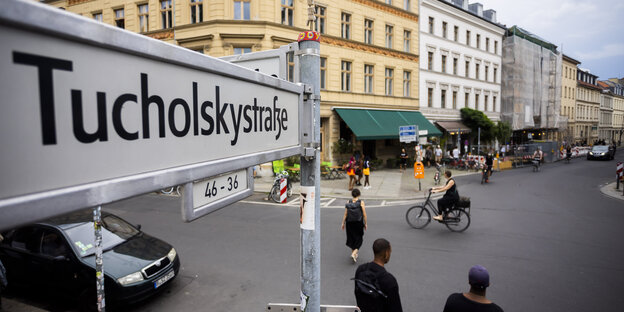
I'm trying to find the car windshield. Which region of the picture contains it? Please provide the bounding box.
[592,146,608,152]
[64,215,139,257]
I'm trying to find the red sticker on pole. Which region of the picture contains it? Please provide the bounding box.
[298,31,320,42]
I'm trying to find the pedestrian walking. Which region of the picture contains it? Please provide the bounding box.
[353,238,402,312]
[341,189,367,263]
[363,156,371,189]
[399,148,408,172]
[435,145,443,164]
[442,265,503,312]
[452,146,460,161]
[355,157,363,186]
[425,146,433,168]
[346,156,356,190]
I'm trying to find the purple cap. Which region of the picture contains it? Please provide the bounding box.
[468,265,490,289]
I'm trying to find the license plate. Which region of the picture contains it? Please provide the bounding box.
[154,270,175,289]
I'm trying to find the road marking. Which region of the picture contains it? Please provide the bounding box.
[381,200,386,206]
[324,198,336,207]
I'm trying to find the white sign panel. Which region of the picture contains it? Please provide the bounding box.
[399,125,418,143]
[0,0,303,230]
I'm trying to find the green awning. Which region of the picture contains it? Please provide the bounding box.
[334,108,442,140]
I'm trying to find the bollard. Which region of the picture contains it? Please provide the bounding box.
[280,178,287,203]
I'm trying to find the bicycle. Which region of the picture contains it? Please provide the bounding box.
[269,171,293,203]
[160,185,181,196]
[565,153,572,164]
[405,189,471,232]
[532,158,541,172]
[433,162,444,185]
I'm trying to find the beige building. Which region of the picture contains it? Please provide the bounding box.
[575,69,600,144]
[600,79,624,145]
[46,0,432,163]
[560,54,579,144]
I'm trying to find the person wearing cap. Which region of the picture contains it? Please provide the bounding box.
[442,265,503,312]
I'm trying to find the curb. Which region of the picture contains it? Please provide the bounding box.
[600,182,624,201]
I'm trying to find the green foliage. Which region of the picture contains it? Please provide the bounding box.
[493,121,512,145]
[460,108,495,143]
[332,138,353,154]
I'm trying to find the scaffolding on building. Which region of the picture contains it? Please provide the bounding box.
[501,26,564,133]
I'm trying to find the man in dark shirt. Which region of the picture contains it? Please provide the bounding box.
[443,265,503,312]
[354,238,402,312]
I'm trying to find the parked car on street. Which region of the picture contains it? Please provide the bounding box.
[587,145,615,160]
[0,209,180,310]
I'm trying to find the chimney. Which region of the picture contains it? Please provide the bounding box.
[483,9,496,22]
[450,0,468,10]
[468,2,483,17]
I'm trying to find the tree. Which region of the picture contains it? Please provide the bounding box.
[460,108,495,143]
[493,121,512,145]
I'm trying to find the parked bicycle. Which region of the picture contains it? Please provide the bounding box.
[269,171,293,203]
[405,189,471,232]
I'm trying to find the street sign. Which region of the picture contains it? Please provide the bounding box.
[219,43,299,81]
[0,0,303,231]
[400,125,418,143]
[181,168,253,222]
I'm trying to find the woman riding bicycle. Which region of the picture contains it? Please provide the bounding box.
[431,170,459,221]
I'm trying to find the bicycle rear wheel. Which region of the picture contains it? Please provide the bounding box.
[269,185,281,203]
[405,205,431,229]
[444,209,470,232]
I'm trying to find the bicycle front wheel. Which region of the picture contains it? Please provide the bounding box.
[405,205,431,229]
[445,209,471,232]
[269,185,281,203]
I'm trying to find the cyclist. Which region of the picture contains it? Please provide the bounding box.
[432,170,459,221]
[565,145,572,161]
[484,151,494,183]
[532,147,543,169]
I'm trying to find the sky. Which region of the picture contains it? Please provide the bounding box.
[473,0,624,80]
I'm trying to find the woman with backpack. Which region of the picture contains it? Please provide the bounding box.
[341,189,368,263]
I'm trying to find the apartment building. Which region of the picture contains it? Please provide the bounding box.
[599,79,624,145]
[46,0,436,163]
[419,0,504,150]
[575,69,600,144]
[560,54,580,144]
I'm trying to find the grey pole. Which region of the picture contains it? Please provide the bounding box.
[478,127,481,155]
[298,29,321,312]
[94,205,105,311]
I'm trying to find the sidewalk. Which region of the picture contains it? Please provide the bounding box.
[600,182,624,201]
[253,163,481,200]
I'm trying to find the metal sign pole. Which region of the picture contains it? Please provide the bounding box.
[93,205,105,311]
[298,23,321,312]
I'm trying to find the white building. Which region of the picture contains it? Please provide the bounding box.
[419,0,505,130]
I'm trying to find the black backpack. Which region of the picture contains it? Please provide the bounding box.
[345,200,363,222]
[352,265,387,311]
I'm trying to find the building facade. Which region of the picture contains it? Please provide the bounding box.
[575,69,600,145]
[419,0,505,142]
[560,54,579,144]
[601,79,624,145]
[47,0,427,163]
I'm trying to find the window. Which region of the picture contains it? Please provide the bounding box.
[485,38,490,52]
[428,17,434,34]
[493,68,497,83]
[475,63,480,80]
[404,0,410,10]
[93,12,102,22]
[320,57,327,89]
[234,0,250,20]
[385,68,394,96]
[466,30,471,45]
[364,64,374,94]
[138,4,149,32]
[475,94,479,109]
[428,52,433,70]
[452,91,457,109]
[476,34,480,49]
[442,22,447,39]
[281,0,294,26]
[465,92,469,107]
[287,52,295,82]
[385,25,393,49]
[364,19,373,44]
[465,60,469,78]
[341,12,351,39]
[454,26,458,41]
[314,5,327,34]
[341,61,352,92]
[428,88,433,107]
[190,0,203,24]
[386,0,392,4]
[403,30,411,52]
[484,65,489,81]
[234,47,252,55]
[441,55,447,73]
[453,57,458,75]
[403,71,411,97]
[441,90,446,108]
[160,0,173,29]
[484,95,489,111]
[114,9,124,28]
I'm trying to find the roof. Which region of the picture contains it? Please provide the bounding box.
[435,0,506,30]
[577,80,603,91]
[597,81,610,89]
[334,108,442,140]
[507,26,558,53]
[562,54,581,65]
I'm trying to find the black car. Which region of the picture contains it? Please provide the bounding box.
[587,145,614,160]
[0,209,180,309]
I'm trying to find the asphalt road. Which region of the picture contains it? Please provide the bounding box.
[7,153,624,312]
